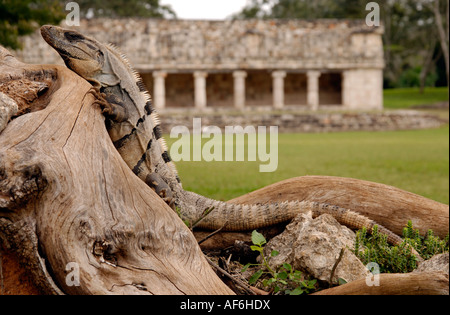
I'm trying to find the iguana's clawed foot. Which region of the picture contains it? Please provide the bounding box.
[88,86,108,110]
[145,172,175,208]
[88,87,128,123]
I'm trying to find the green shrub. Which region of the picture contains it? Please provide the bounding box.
[402,220,449,260]
[353,221,449,273]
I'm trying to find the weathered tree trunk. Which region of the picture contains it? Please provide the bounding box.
[312,271,449,295]
[0,47,233,295]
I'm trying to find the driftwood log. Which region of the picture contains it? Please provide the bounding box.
[312,271,449,295]
[0,47,233,295]
[0,46,448,295]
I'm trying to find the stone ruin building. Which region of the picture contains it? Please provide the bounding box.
[17,18,385,111]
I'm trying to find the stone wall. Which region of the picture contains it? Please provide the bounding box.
[343,69,383,110]
[15,18,384,111]
[17,18,384,70]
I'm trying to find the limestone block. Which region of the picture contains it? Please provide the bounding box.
[414,253,449,274]
[264,212,369,285]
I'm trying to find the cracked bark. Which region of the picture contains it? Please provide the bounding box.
[0,46,233,295]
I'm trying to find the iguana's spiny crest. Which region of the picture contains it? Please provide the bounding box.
[41,25,179,203]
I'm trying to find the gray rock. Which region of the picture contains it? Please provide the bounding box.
[264,212,369,285]
[414,253,449,274]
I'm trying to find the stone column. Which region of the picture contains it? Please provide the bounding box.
[233,71,247,109]
[194,71,208,110]
[272,71,286,109]
[341,70,353,109]
[307,71,321,111]
[152,71,167,110]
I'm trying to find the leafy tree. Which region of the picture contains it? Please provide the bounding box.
[73,0,176,18]
[0,0,177,50]
[233,0,368,19]
[425,0,449,87]
[270,0,367,19]
[232,0,271,19]
[0,0,65,49]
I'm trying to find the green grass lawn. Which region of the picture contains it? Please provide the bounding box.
[167,125,449,205]
[384,87,449,109]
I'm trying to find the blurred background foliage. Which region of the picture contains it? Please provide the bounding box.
[0,0,175,49]
[0,0,65,49]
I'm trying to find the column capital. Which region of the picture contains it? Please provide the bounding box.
[152,71,167,78]
[272,70,287,78]
[307,70,321,78]
[233,70,247,78]
[193,71,208,78]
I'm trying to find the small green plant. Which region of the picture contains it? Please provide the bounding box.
[402,221,449,260]
[241,230,317,295]
[353,221,449,273]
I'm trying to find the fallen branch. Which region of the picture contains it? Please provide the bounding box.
[313,271,449,295]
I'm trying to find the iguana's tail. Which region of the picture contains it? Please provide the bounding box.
[176,191,403,245]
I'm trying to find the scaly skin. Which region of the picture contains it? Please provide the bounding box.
[40,25,404,246]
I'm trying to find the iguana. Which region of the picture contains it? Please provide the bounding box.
[40,25,404,245]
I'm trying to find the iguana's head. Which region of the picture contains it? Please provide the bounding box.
[41,25,117,87]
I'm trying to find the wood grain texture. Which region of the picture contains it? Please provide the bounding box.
[0,48,233,295]
[313,271,449,295]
